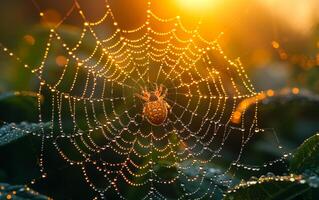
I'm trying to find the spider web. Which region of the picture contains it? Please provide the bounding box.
[0,0,289,199]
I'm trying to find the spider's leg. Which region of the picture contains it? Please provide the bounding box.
[156,83,163,96]
[159,84,163,94]
[144,91,150,99]
[155,83,159,96]
[162,87,168,98]
[135,93,149,101]
[166,102,172,112]
[139,85,145,93]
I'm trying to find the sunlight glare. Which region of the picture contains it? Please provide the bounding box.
[178,0,215,11]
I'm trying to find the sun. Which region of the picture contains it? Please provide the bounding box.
[178,0,216,11]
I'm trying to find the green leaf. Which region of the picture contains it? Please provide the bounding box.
[0,91,40,101]
[224,174,316,200]
[0,183,51,199]
[0,122,51,146]
[224,134,319,200]
[290,133,319,175]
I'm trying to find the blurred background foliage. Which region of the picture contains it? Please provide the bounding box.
[0,0,319,199]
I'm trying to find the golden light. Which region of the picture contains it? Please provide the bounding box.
[231,93,266,124]
[292,87,300,95]
[56,55,68,67]
[258,0,318,34]
[40,9,61,27]
[23,35,35,45]
[178,0,216,11]
[266,89,275,97]
[271,41,280,49]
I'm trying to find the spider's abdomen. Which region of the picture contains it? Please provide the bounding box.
[143,100,168,126]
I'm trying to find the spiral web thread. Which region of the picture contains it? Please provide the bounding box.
[0,0,289,199]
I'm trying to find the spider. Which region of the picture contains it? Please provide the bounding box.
[135,84,170,126]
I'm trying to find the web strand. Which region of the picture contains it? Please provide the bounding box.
[0,0,291,199]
